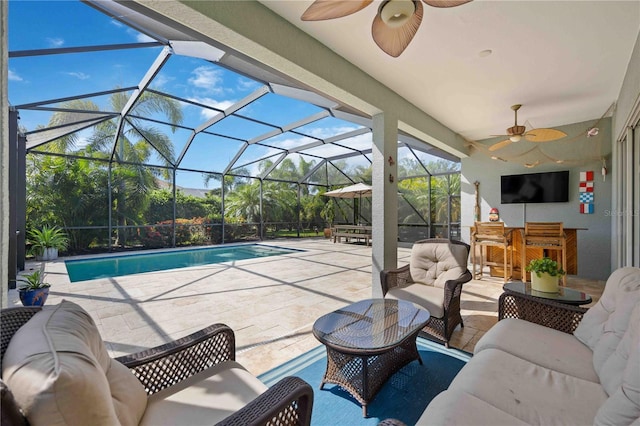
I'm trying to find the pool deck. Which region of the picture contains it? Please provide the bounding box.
[8,238,603,377]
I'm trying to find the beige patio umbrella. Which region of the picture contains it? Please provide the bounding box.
[323,183,372,224]
[323,182,372,199]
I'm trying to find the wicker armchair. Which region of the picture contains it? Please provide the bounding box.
[381,239,472,347]
[1,306,313,426]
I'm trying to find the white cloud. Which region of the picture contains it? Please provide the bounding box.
[151,74,172,89]
[8,70,23,81]
[65,72,90,80]
[188,96,236,120]
[237,77,259,92]
[46,37,64,48]
[188,66,224,94]
[136,33,155,43]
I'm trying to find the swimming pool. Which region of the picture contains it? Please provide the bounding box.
[65,244,301,282]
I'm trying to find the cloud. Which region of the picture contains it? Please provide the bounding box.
[8,70,23,81]
[65,72,90,80]
[136,33,155,43]
[188,96,236,120]
[188,66,224,94]
[237,77,259,92]
[46,37,64,48]
[151,74,172,89]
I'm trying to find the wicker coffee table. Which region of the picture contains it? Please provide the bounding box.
[312,298,430,417]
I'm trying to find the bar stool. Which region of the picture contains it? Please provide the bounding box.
[471,222,514,283]
[521,222,567,285]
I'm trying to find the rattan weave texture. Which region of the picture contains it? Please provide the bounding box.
[380,239,472,346]
[499,292,586,334]
[1,306,314,426]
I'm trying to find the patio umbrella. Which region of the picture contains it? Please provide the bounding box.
[323,183,372,224]
[323,182,372,199]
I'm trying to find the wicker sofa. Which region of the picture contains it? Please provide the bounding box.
[0,300,313,426]
[419,266,640,425]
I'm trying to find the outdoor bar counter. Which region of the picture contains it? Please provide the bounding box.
[471,226,585,280]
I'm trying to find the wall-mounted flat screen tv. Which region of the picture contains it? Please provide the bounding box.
[501,171,569,204]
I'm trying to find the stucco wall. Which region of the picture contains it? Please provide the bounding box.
[461,118,613,280]
[614,30,640,140]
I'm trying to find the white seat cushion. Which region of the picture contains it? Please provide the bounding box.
[474,318,598,382]
[418,388,528,426]
[386,283,444,318]
[448,348,608,425]
[140,360,268,426]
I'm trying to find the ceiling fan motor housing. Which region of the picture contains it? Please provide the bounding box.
[507,125,526,136]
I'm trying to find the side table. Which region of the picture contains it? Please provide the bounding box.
[499,282,591,333]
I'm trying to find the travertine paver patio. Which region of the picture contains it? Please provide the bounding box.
[8,238,602,376]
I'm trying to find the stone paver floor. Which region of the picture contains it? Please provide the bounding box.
[8,238,603,377]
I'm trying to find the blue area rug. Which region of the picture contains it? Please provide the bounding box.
[259,337,471,426]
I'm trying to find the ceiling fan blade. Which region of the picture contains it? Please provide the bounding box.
[488,139,512,152]
[422,0,472,8]
[371,1,423,57]
[524,128,567,142]
[301,0,372,21]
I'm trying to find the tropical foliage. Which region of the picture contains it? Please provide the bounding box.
[24,89,461,253]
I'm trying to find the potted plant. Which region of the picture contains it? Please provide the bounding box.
[525,257,565,293]
[320,199,336,238]
[17,270,51,306]
[28,225,69,261]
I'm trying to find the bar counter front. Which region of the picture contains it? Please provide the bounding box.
[470,226,585,280]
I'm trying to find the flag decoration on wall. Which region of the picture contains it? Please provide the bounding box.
[579,171,594,214]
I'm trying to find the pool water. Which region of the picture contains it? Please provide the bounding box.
[65,244,300,282]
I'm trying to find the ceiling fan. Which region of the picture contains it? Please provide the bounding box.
[300,0,472,57]
[488,104,567,152]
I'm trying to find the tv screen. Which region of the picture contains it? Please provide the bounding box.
[501,171,569,204]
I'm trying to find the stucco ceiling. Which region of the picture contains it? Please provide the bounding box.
[260,1,640,143]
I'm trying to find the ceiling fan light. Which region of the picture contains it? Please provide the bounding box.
[380,0,415,28]
[509,135,521,143]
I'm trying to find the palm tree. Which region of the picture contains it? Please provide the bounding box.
[45,89,183,246]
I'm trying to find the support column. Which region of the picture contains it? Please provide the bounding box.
[371,112,398,297]
[8,109,18,288]
[1,0,7,306]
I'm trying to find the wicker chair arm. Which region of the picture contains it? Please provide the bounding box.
[499,292,587,334]
[380,264,413,295]
[116,323,235,395]
[215,376,313,426]
[1,307,43,362]
[443,270,472,310]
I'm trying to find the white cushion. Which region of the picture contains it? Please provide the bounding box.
[2,300,147,426]
[386,283,444,318]
[474,318,598,382]
[409,241,467,288]
[419,389,528,426]
[574,267,640,374]
[594,303,640,424]
[448,348,608,425]
[140,360,268,426]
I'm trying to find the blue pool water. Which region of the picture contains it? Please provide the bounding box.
[65,244,300,282]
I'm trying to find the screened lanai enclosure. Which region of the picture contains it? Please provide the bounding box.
[8,0,461,261]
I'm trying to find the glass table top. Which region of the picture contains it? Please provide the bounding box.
[312,298,430,351]
[503,281,593,306]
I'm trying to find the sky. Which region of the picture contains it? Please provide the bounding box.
[8,0,453,190]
